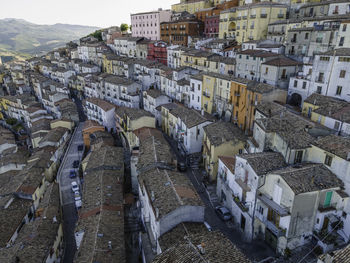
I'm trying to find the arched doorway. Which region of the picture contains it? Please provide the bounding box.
[289,93,302,107]
[228,22,236,38]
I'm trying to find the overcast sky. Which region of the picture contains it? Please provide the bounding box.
[1,0,177,28]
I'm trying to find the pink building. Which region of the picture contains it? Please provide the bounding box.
[131,8,172,41]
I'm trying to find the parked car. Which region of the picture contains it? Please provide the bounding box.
[74,191,80,200]
[72,160,79,168]
[177,161,187,172]
[77,145,84,151]
[215,206,232,221]
[71,181,79,192]
[75,199,82,209]
[69,170,76,178]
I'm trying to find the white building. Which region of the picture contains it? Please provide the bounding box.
[131,9,172,41]
[142,89,171,124]
[309,48,350,102]
[138,167,204,254]
[189,74,203,111]
[216,152,287,242]
[84,97,116,132]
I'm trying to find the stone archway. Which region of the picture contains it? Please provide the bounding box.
[289,93,302,107]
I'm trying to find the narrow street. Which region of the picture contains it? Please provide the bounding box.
[164,133,276,262]
[58,122,85,263]
[58,92,86,263]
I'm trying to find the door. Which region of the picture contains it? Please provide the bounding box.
[241,214,246,230]
[324,191,333,208]
[265,229,278,251]
[307,107,312,118]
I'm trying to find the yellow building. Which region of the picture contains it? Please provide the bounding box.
[115,107,155,150]
[201,72,233,114]
[230,79,287,133]
[180,50,219,71]
[172,0,212,14]
[203,121,247,181]
[161,103,179,138]
[219,2,288,43]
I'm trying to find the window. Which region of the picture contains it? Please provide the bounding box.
[339,37,345,47]
[339,57,350,62]
[336,86,342,95]
[343,24,347,32]
[317,72,324,82]
[305,33,309,39]
[317,86,322,94]
[334,121,340,130]
[320,56,330,61]
[294,80,297,87]
[198,96,200,102]
[324,155,333,166]
[340,70,346,78]
[265,67,269,74]
[294,151,303,164]
[302,82,307,89]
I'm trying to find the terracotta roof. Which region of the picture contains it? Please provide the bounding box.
[218,156,235,174]
[262,57,301,67]
[85,97,116,112]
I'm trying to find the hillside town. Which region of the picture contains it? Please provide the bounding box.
[1,0,350,262]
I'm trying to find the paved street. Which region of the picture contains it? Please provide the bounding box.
[164,133,276,262]
[58,122,85,263]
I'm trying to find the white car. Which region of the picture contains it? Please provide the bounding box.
[71,181,79,192]
[74,191,81,201]
[75,199,82,209]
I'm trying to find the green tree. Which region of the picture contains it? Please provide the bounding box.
[120,23,129,32]
[89,30,102,41]
[129,25,132,31]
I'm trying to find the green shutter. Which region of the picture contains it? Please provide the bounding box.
[324,191,332,207]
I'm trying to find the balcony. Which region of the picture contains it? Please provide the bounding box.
[315,77,324,83]
[291,38,297,43]
[318,203,337,213]
[250,26,254,29]
[237,16,241,20]
[203,92,211,98]
[277,14,284,18]
[262,217,287,237]
[233,195,249,212]
[242,16,247,19]
[260,14,267,18]
[250,14,256,19]
[234,92,240,97]
[229,17,235,21]
[228,29,236,32]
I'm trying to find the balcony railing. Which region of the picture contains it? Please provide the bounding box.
[318,203,337,212]
[203,92,211,98]
[277,14,284,18]
[260,14,267,18]
[250,14,256,19]
[233,195,249,212]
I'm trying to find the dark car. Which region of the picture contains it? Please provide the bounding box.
[69,170,76,178]
[72,160,79,168]
[177,161,187,172]
[215,206,232,221]
[77,145,84,151]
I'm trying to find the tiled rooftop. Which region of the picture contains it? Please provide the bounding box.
[75,146,125,263]
[204,121,247,147]
[238,152,286,176]
[153,230,251,263]
[313,135,350,160]
[272,163,343,195]
[138,168,203,217]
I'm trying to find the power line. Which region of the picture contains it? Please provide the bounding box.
[297,219,343,263]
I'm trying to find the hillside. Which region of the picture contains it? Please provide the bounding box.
[0,18,99,57]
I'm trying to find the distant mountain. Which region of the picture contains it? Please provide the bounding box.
[0,18,100,56]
